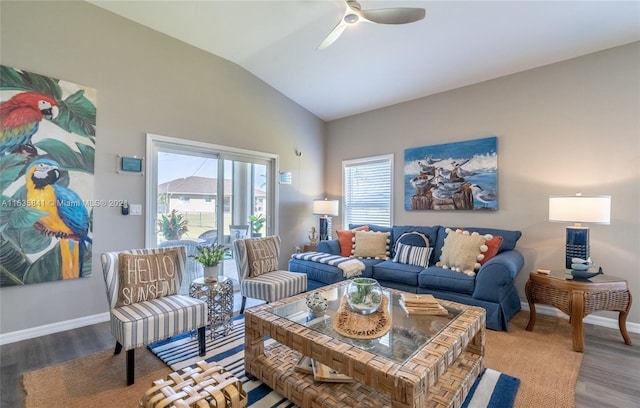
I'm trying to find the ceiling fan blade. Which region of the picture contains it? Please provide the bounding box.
[360,8,425,24]
[318,20,348,50]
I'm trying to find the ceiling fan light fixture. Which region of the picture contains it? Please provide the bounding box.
[344,13,359,24]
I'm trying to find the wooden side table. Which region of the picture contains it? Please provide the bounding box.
[303,244,317,252]
[525,270,632,352]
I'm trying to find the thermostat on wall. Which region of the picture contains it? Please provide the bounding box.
[117,155,144,175]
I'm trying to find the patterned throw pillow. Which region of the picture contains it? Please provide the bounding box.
[245,236,280,277]
[436,228,492,276]
[352,230,390,259]
[336,225,369,257]
[116,249,179,307]
[393,242,433,268]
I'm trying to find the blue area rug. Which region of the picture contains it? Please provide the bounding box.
[149,317,519,407]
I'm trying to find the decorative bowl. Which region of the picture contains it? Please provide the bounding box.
[571,267,603,280]
[346,277,382,315]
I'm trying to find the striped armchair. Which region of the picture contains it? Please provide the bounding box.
[234,236,307,313]
[101,246,207,385]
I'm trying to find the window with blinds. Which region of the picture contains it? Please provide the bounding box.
[342,154,393,228]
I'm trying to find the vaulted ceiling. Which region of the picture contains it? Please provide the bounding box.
[88,1,640,121]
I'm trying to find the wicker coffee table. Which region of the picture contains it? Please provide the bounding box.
[525,270,632,352]
[244,282,486,408]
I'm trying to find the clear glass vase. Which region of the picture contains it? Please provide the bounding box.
[346,278,382,315]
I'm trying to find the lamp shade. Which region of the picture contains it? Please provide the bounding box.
[549,195,611,225]
[313,199,339,217]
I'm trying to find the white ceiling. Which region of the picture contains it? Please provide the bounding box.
[88,1,640,121]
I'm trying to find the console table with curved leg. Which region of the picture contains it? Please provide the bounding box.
[525,270,632,352]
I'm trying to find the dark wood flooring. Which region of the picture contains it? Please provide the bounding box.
[1,307,638,407]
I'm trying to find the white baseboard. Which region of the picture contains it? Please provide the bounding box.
[0,312,110,346]
[520,301,640,334]
[1,304,637,346]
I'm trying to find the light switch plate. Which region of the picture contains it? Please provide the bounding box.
[130,204,142,215]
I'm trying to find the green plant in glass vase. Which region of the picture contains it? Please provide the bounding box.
[346,277,383,314]
[157,209,189,240]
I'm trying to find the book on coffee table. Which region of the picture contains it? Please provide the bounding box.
[294,356,314,374]
[311,359,354,383]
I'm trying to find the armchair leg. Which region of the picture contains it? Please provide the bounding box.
[240,296,247,314]
[198,326,206,356]
[126,348,135,385]
[114,341,122,355]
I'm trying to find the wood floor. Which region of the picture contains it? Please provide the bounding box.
[1,306,638,408]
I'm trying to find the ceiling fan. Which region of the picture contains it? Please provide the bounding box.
[318,0,426,50]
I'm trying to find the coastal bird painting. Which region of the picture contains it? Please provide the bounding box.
[25,159,92,280]
[404,136,498,211]
[470,184,497,208]
[0,91,59,157]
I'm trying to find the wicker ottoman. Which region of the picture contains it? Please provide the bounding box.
[140,360,246,408]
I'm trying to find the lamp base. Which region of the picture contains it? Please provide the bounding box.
[318,217,332,241]
[565,227,590,269]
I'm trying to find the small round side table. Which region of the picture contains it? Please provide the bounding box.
[525,270,632,352]
[189,276,234,339]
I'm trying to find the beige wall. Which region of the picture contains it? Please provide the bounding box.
[325,42,640,324]
[0,1,324,335]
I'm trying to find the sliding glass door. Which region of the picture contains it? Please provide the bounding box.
[146,134,275,286]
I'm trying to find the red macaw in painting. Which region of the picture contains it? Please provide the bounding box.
[26,159,92,279]
[0,92,59,156]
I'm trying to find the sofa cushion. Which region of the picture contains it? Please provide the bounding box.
[436,228,492,276]
[453,227,521,253]
[350,224,394,244]
[479,235,504,265]
[372,260,422,286]
[336,225,369,257]
[418,266,475,295]
[392,225,440,255]
[393,242,433,268]
[353,230,390,259]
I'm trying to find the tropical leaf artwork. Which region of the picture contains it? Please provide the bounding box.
[0,65,97,287]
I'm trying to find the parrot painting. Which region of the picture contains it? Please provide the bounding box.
[0,92,59,156]
[25,159,92,280]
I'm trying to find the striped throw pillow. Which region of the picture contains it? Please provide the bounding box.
[393,242,432,268]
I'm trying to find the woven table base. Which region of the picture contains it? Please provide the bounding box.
[332,295,392,339]
[140,360,246,408]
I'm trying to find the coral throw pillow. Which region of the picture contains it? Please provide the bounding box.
[353,230,390,259]
[436,228,492,276]
[116,249,179,307]
[336,225,370,257]
[245,236,280,277]
[479,235,504,265]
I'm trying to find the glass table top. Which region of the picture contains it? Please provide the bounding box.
[270,284,463,365]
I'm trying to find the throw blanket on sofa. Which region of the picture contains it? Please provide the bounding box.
[291,252,365,278]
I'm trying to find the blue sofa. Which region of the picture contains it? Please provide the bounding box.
[289,224,524,331]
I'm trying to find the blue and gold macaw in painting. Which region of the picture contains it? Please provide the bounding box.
[26,159,92,279]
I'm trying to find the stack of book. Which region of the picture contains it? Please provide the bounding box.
[399,294,448,316]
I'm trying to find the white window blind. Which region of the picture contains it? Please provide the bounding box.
[343,154,393,228]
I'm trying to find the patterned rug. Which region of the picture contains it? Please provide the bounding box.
[149,317,520,407]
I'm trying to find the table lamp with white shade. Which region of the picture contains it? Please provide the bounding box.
[548,193,611,269]
[313,198,339,241]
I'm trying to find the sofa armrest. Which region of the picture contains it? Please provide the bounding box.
[472,250,525,302]
[316,239,340,255]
